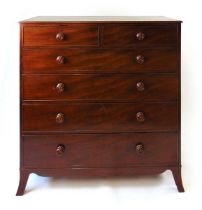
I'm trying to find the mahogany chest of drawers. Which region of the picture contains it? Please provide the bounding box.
[17,16,184,195]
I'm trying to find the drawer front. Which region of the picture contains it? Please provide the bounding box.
[23,133,179,168]
[103,25,177,47]
[22,49,178,73]
[23,24,99,47]
[22,102,178,132]
[22,75,178,101]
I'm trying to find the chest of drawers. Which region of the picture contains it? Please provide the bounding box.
[16,16,184,195]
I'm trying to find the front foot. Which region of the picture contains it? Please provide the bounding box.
[16,170,30,196]
[171,167,184,192]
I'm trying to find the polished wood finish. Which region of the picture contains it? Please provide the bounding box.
[16,170,30,196]
[55,82,65,93]
[22,74,178,101]
[103,25,177,47]
[55,112,65,124]
[17,16,184,195]
[23,24,99,47]
[56,32,65,41]
[22,48,178,73]
[136,143,145,154]
[172,167,185,192]
[56,144,66,156]
[136,32,145,41]
[136,81,145,92]
[23,133,179,168]
[22,102,178,132]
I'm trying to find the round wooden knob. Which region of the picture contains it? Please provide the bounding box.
[136,81,145,91]
[56,56,65,64]
[56,32,65,41]
[136,32,145,41]
[56,144,65,156]
[56,113,65,124]
[136,55,145,64]
[56,83,65,93]
[136,112,145,122]
[136,143,144,154]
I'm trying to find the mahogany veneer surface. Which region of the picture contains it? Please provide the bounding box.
[17,16,184,195]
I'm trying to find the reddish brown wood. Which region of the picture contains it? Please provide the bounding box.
[55,113,65,124]
[136,111,145,122]
[136,54,145,64]
[16,170,30,196]
[136,81,145,92]
[56,55,66,64]
[56,32,65,41]
[22,74,178,101]
[16,167,174,181]
[23,133,179,168]
[103,24,177,47]
[135,143,145,154]
[56,144,66,156]
[55,82,65,93]
[136,32,145,41]
[22,102,178,132]
[18,17,184,195]
[22,48,178,73]
[23,24,99,47]
[171,167,184,192]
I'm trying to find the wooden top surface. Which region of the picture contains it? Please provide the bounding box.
[20,16,182,23]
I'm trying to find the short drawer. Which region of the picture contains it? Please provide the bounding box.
[22,74,178,101]
[23,24,99,47]
[22,102,178,132]
[22,49,178,73]
[103,24,177,47]
[23,133,179,168]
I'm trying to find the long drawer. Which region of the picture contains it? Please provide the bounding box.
[23,133,179,168]
[22,102,178,132]
[22,74,178,101]
[22,48,178,73]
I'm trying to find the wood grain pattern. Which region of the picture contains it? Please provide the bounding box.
[103,25,177,47]
[23,24,99,47]
[17,167,181,183]
[22,102,178,132]
[22,48,178,73]
[17,18,184,195]
[23,133,179,168]
[22,74,178,101]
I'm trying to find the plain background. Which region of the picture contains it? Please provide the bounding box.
[0,0,201,209]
